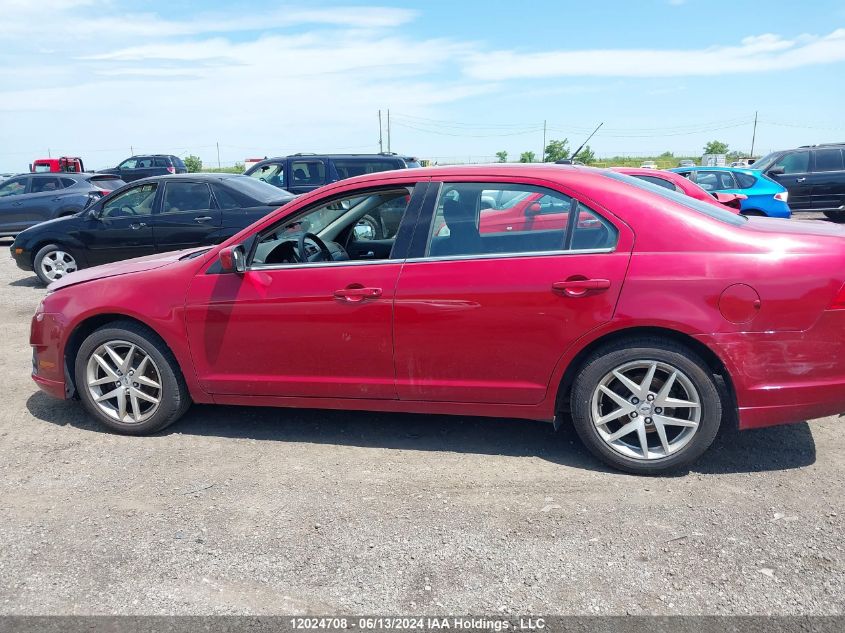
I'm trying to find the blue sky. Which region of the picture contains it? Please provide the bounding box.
[1,0,845,171]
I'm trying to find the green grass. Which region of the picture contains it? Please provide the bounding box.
[590,155,700,169]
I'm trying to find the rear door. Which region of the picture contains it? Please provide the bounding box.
[0,176,30,234]
[766,150,813,210]
[82,182,157,265]
[153,180,222,252]
[392,178,633,405]
[26,176,66,224]
[810,148,845,212]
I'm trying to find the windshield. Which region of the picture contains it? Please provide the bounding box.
[749,151,780,172]
[598,170,747,226]
[226,176,295,204]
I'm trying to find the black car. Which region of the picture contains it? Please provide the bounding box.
[11,174,294,284]
[0,172,124,237]
[244,152,420,195]
[752,143,845,219]
[98,154,188,183]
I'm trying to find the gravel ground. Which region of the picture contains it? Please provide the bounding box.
[0,229,843,616]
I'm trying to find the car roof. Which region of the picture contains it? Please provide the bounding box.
[259,153,409,161]
[670,166,760,175]
[123,173,245,186]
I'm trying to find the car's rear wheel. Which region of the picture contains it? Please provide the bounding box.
[570,339,722,475]
[34,244,79,285]
[75,321,191,435]
[823,210,845,222]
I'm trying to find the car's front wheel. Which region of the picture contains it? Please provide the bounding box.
[75,321,191,435]
[570,338,722,475]
[33,244,79,285]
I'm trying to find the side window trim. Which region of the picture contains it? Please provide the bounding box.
[158,181,216,215]
[245,182,427,269]
[411,180,619,262]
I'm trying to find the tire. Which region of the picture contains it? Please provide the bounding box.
[570,338,722,475]
[823,210,845,222]
[74,320,191,435]
[740,209,766,217]
[33,243,80,285]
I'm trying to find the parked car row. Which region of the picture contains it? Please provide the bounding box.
[10,174,293,283]
[0,172,125,237]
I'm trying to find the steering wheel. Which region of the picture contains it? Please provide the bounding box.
[297,232,333,263]
[120,205,138,216]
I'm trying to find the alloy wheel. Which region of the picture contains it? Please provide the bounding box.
[40,250,77,281]
[590,360,701,460]
[85,340,162,424]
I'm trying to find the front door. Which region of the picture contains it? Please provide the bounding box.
[184,181,427,399]
[767,150,812,211]
[393,180,632,405]
[81,182,157,265]
[153,180,222,252]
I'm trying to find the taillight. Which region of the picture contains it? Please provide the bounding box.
[167,166,176,174]
[828,282,845,310]
[774,191,788,202]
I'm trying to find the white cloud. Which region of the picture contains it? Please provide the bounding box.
[463,28,845,79]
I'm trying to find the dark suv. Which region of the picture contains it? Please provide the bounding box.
[244,153,420,195]
[98,154,188,183]
[752,143,845,219]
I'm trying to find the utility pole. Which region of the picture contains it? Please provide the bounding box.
[216,141,221,169]
[541,120,547,163]
[750,111,758,158]
[387,109,391,153]
[378,110,383,153]
[130,145,134,155]
[47,148,51,158]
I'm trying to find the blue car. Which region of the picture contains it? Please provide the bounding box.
[669,166,791,218]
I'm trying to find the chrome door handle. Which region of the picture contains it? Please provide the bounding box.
[194,216,213,223]
[129,222,147,230]
[334,286,382,303]
[552,278,611,297]
[796,177,806,183]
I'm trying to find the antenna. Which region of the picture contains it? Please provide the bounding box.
[571,122,604,160]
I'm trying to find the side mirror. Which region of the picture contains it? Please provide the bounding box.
[219,244,246,274]
[86,207,100,219]
[768,166,785,176]
[526,201,542,216]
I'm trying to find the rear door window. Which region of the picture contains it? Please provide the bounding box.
[813,149,844,172]
[696,171,736,191]
[162,182,215,214]
[153,157,170,168]
[30,177,62,193]
[333,160,400,179]
[291,161,326,186]
[425,183,617,258]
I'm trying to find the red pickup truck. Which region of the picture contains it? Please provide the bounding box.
[30,157,85,173]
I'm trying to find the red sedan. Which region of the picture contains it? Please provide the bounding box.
[30,165,845,474]
[611,167,746,211]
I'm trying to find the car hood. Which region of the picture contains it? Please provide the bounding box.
[47,247,209,292]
